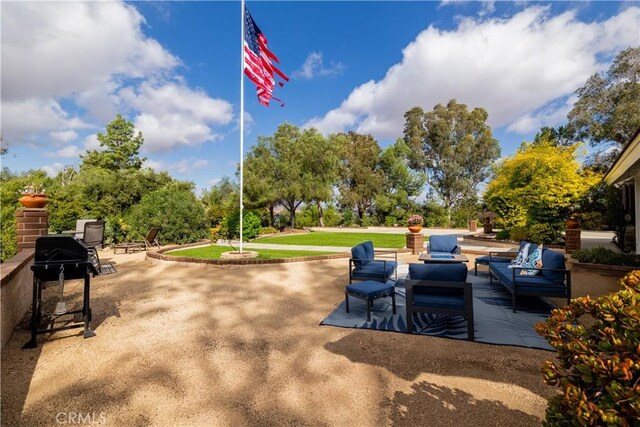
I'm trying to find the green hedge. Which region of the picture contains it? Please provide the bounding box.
[571,247,640,267]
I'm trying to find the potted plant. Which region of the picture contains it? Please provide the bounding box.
[19,185,48,209]
[407,214,423,233]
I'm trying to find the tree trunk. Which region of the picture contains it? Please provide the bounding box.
[269,205,275,228]
[317,200,324,227]
[357,206,364,220]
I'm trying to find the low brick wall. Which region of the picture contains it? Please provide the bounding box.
[1,249,34,350]
[568,259,638,276]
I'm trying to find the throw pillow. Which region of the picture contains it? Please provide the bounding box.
[508,243,530,269]
[520,244,543,276]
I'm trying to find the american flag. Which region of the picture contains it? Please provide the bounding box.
[244,7,288,106]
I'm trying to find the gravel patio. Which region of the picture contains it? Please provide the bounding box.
[1,250,620,426]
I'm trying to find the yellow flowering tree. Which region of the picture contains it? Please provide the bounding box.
[484,139,601,242]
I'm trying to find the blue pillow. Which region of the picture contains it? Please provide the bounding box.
[541,249,566,282]
[362,241,374,262]
[351,244,367,269]
[508,243,530,269]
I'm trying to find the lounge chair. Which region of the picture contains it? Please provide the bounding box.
[349,240,398,283]
[113,228,161,254]
[73,219,97,240]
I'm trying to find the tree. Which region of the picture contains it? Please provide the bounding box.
[243,143,280,227]
[484,139,601,233]
[201,177,238,227]
[126,185,207,244]
[300,129,339,227]
[403,100,500,225]
[81,114,146,170]
[334,132,385,221]
[567,47,640,151]
[375,139,426,224]
[250,124,330,228]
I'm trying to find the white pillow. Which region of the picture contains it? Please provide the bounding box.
[520,244,543,276]
[508,243,530,269]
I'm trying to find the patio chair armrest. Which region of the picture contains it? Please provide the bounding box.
[374,249,398,261]
[489,250,517,259]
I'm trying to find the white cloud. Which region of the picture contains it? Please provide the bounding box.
[120,82,233,152]
[49,130,79,145]
[143,157,209,175]
[293,52,344,79]
[83,134,101,151]
[2,98,91,142]
[54,145,83,159]
[508,95,578,133]
[41,163,65,178]
[1,1,178,102]
[304,6,640,139]
[1,1,232,154]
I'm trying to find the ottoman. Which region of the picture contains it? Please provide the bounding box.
[345,280,396,322]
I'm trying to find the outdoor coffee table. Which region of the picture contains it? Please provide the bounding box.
[418,253,469,264]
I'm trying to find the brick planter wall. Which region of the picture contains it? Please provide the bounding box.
[406,232,424,255]
[565,229,581,254]
[16,208,48,251]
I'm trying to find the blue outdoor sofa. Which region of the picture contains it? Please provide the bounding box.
[349,241,398,283]
[487,242,571,312]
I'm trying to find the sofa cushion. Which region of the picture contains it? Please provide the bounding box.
[352,260,397,280]
[541,248,566,282]
[412,294,465,310]
[351,244,367,268]
[491,264,561,290]
[429,235,459,254]
[409,263,468,282]
[346,281,394,297]
[362,240,375,263]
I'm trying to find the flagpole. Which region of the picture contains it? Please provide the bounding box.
[239,0,245,253]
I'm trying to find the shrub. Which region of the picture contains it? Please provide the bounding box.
[571,247,640,267]
[384,216,397,227]
[359,215,374,227]
[210,225,222,241]
[126,186,207,244]
[495,229,510,241]
[535,270,640,426]
[341,210,355,227]
[220,211,261,241]
[104,215,128,245]
[509,226,530,242]
[574,211,608,230]
[258,226,278,235]
[528,223,564,245]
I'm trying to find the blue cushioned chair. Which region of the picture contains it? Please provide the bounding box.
[349,241,398,283]
[427,235,461,255]
[405,263,474,341]
[345,280,396,322]
[474,241,530,276]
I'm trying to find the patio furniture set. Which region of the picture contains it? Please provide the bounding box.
[345,236,571,340]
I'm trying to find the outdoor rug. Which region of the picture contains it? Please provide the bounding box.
[100,263,117,275]
[321,265,554,351]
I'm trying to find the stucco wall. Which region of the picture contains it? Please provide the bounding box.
[1,249,34,350]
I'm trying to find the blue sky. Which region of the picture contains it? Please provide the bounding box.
[2,1,639,194]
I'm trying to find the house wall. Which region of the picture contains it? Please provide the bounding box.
[635,172,640,253]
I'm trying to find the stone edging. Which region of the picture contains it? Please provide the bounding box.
[147,242,413,265]
[1,249,34,287]
[568,259,638,275]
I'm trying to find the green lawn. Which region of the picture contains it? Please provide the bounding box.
[166,245,337,260]
[255,231,411,248]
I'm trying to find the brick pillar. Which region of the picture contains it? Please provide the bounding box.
[406,232,424,255]
[565,228,581,254]
[16,209,48,251]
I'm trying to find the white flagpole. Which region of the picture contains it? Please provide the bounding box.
[239,0,245,253]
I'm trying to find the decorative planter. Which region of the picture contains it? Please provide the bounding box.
[565,219,580,229]
[408,225,423,233]
[19,194,48,209]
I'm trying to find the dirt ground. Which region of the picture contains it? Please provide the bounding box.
[1,251,622,426]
